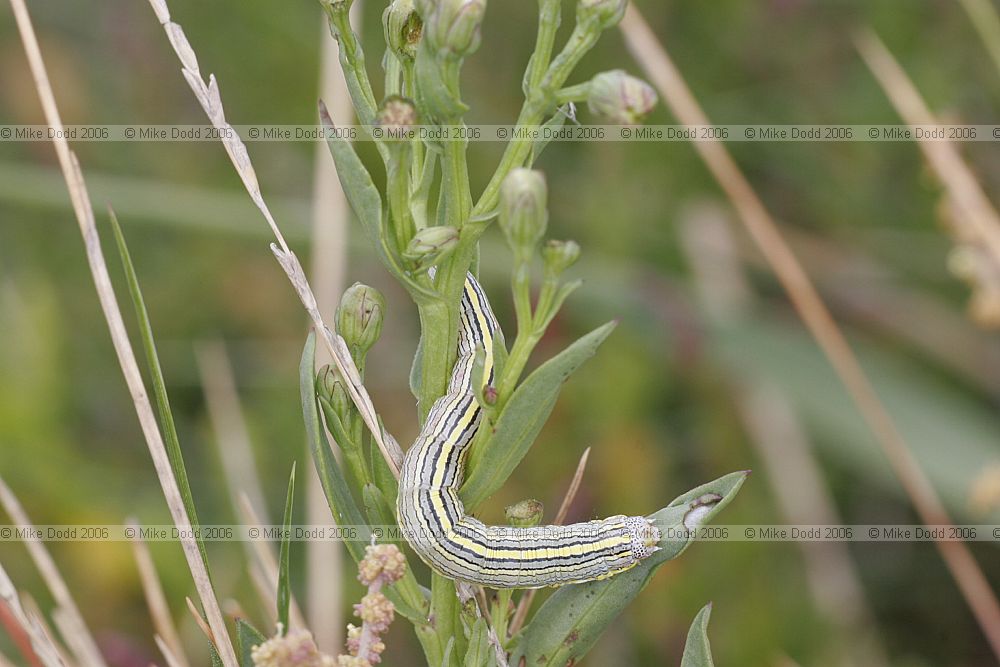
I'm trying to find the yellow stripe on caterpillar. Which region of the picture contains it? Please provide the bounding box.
[397,274,660,588]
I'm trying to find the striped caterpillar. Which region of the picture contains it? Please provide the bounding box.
[397,273,660,588]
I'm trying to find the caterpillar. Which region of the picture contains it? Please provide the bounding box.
[397,273,660,588]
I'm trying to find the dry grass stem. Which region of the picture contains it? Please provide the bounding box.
[154,635,188,667]
[22,596,76,667]
[8,0,239,662]
[619,5,1000,657]
[195,340,271,525]
[959,0,1000,77]
[305,10,358,649]
[184,597,214,645]
[0,564,66,667]
[739,387,887,666]
[128,521,190,667]
[855,28,1000,266]
[145,0,403,477]
[0,478,103,667]
[508,447,592,637]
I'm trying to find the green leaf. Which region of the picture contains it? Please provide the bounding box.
[463,618,492,667]
[320,105,382,241]
[301,334,431,627]
[681,603,715,667]
[300,333,369,564]
[209,640,223,667]
[460,321,617,508]
[236,618,268,667]
[317,396,366,502]
[510,471,747,667]
[108,211,211,573]
[277,463,295,634]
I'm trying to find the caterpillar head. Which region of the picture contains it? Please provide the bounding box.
[625,516,661,561]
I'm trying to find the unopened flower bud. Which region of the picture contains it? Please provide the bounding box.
[337,284,385,358]
[577,0,627,31]
[505,499,544,527]
[317,364,352,420]
[375,96,418,140]
[499,168,548,259]
[425,0,486,58]
[383,0,423,60]
[403,226,460,272]
[542,239,581,275]
[587,70,657,125]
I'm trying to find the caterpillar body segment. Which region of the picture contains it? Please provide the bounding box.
[397,274,660,588]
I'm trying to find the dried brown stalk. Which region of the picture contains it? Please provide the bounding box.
[619,5,1000,657]
[7,0,239,662]
[0,478,103,667]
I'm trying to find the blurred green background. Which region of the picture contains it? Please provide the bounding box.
[2,0,1000,665]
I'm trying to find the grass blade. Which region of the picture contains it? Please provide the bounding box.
[277,463,296,634]
[108,210,210,572]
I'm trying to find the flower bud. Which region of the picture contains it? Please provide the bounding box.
[403,225,460,272]
[542,239,581,275]
[499,168,548,259]
[505,499,544,527]
[336,283,385,357]
[383,0,423,60]
[425,0,486,58]
[317,364,352,420]
[587,70,657,125]
[576,0,627,31]
[375,96,418,140]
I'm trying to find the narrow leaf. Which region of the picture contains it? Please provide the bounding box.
[461,321,617,508]
[277,463,296,634]
[510,471,747,667]
[680,603,715,667]
[235,618,267,667]
[300,333,368,563]
[319,103,382,240]
[300,334,430,623]
[109,211,210,571]
[463,618,491,667]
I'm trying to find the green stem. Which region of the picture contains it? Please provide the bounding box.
[387,143,415,253]
[523,0,562,93]
[324,6,378,123]
[473,24,600,218]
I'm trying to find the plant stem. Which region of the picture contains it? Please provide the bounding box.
[474,24,600,217]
